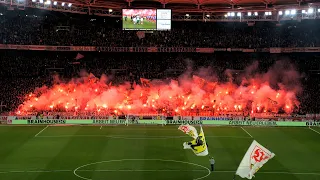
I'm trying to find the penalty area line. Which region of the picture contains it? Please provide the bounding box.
[0,169,320,176]
[35,135,252,139]
[309,127,320,135]
[34,125,49,137]
[241,127,253,138]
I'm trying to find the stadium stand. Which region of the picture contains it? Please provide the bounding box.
[0,11,320,47]
[1,9,320,118]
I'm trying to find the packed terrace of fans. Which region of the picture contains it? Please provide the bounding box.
[1,51,320,117]
[0,12,320,47]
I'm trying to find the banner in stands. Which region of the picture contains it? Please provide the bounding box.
[306,121,320,126]
[93,120,126,124]
[26,120,67,124]
[0,116,317,127]
[270,48,282,53]
[92,119,166,125]
[198,117,233,120]
[165,120,203,125]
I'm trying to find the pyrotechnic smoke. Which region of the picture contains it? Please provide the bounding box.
[17,61,301,115]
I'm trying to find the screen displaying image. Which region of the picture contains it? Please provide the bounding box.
[157,20,171,30]
[157,9,171,20]
[156,9,171,31]
[122,9,157,30]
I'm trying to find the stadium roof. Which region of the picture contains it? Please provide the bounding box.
[1,0,320,21]
[88,0,317,11]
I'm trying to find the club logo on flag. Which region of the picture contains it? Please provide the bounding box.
[179,125,190,133]
[251,146,272,164]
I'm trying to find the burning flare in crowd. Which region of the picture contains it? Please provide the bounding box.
[17,61,301,115]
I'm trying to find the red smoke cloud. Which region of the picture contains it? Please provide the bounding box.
[17,61,301,115]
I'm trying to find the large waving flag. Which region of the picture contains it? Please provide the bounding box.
[178,124,198,139]
[236,140,275,179]
[178,125,208,156]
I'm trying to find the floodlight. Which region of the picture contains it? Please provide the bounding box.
[248,12,252,16]
[285,10,290,15]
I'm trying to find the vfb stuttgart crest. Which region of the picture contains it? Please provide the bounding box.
[250,146,272,166]
[179,125,190,133]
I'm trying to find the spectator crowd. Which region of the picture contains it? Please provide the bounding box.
[1,10,320,114]
[0,11,320,48]
[1,50,320,114]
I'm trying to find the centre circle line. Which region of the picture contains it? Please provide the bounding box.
[73,159,211,180]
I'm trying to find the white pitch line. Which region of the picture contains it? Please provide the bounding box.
[35,135,251,139]
[0,170,71,174]
[34,125,49,137]
[79,169,206,172]
[0,169,319,176]
[309,127,320,135]
[241,127,253,138]
[36,135,107,138]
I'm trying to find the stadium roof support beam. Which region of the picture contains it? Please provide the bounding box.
[159,0,167,8]
[297,0,301,6]
[126,0,132,7]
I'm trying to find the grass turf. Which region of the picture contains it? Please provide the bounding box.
[122,17,156,30]
[0,125,319,180]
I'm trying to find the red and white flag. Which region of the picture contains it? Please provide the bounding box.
[75,53,84,60]
[136,31,145,39]
[236,140,275,179]
[178,124,198,139]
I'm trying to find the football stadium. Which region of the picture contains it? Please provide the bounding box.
[1,0,320,180]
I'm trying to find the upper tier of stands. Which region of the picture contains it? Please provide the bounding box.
[0,10,320,47]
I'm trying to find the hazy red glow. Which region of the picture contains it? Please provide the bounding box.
[17,61,301,115]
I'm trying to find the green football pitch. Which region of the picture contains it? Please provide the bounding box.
[122,17,156,30]
[0,125,320,180]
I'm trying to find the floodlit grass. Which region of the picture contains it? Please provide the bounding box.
[122,17,156,30]
[0,125,319,180]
